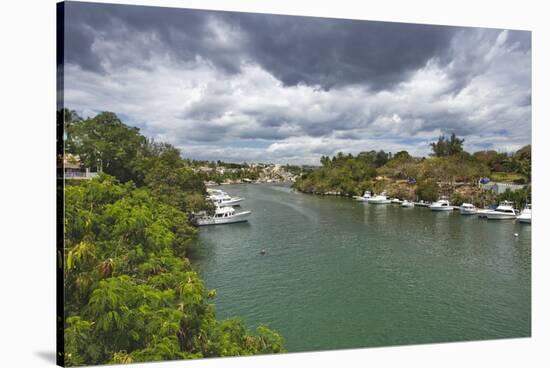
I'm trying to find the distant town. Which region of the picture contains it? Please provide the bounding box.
[191,161,315,185]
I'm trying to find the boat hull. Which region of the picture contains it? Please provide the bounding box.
[218,198,243,206]
[486,212,517,220]
[477,210,492,218]
[368,199,391,204]
[459,208,477,215]
[430,206,453,211]
[517,216,531,223]
[195,211,251,226]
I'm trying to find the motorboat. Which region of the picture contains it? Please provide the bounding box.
[401,200,414,208]
[485,201,517,220]
[517,204,531,224]
[367,192,391,204]
[206,188,225,195]
[353,191,372,202]
[193,206,251,226]
[429,198,453,211]
[459,203,477,215]
[209,194,244,207]
[391,198,403,204]
[207,188,244,206]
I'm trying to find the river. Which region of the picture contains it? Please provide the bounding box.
[193,184,531,352]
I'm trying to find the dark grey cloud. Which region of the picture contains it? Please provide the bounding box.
[63,1,472,90]
[224,14,458,90]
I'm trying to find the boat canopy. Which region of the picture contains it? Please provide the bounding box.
[216,206,235,215]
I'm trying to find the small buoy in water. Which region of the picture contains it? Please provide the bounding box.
[260,249,266,255]
[514,233,519,237]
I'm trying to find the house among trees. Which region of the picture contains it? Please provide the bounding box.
[63,153,99,180]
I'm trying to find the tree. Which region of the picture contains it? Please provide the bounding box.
[378,152,419,179]
[393,150,411,160]
[358,150,390,168]
[429,133,464,157]
[320,155,331,167]
[415,180,439,202]
[514,145,531,181]
[293,152,377,196]
[498,187,531,209]
[66,112,146,183]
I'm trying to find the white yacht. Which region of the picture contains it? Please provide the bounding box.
[401,200,415,208]
[367,192,391,204]
[517,204,532,224]
[486,201,517,220]
[207,188,244,206]
[459,203,477,215]
[193,206,251,226]
[209,194,244,207]
[353,191,372,202]
[206,188,225,196]
[429,198,453,211]
[391,198,403,204]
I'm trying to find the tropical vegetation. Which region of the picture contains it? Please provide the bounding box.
[61,110,285,366]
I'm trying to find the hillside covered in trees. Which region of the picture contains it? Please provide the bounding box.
[293,134,531,208]
[61,110,285,366]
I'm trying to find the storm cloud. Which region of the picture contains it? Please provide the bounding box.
[62,1,531,164]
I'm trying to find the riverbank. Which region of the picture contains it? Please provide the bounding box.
[292,143,531,208]
[294,176,501,207]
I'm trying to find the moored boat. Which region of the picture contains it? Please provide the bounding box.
[367,192,391,204]
[353,191,372,202]
[517,204,531,224]
[429,198,453,211]
[401,200,414,208]
[209,195,244,207]
[391,198,403,204]
[486,201,517,220]
[206,188,225,196]
[459,203,477,215]
[207,188,245,206]
[193,206,251,226]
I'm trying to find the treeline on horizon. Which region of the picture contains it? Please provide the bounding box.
[293,133,531,207]
[61,109,285,366]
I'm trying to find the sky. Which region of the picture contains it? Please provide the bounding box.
[62,2,532,165]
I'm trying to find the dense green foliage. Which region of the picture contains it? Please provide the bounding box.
[497,187,531,209]
[377,151,419,180]
[474,144,531,182]
[415,180,439,202]
[295,152,377,196]
[62,110,285,366]
[66,112,147,183]
[417,153,490,184]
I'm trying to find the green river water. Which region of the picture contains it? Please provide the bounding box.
[193,184,531,352]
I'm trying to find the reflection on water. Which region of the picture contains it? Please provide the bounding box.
[194,184,531,352]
